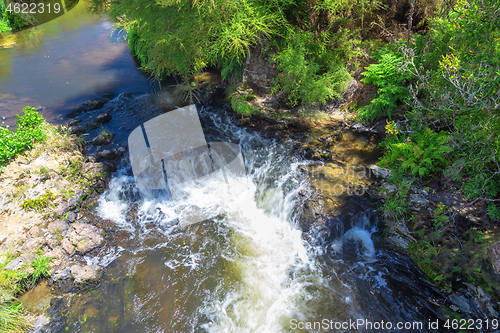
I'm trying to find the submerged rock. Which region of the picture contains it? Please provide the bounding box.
[81,98,107,112]
[86,122,100,130]
[32,314,50,333]
[69,125,86,136]
[94,113,111,124]
[70,264,102,285]
[98,149,115,160]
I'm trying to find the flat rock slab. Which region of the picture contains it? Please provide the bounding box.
[5,252,36,271]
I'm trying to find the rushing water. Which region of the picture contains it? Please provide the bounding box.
[1,4,454,333]
[41,102,447,333]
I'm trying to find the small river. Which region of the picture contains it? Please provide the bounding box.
[0,2,453,332]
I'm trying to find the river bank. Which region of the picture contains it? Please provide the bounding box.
[0,112,113,331]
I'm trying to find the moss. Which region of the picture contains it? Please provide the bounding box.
[21,191,56,213]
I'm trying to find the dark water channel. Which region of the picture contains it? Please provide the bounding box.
[0,3,457,332]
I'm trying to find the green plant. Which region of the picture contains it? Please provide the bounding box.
[357,48,411,121]
[27,255,52,288]
[0,301,27,332]
[0,107,47,167]
[99,127,111,140]
[273,31,351,107]
[382,178,412,221]
[21,191,56,212]
[432,203,449,232]
[379,127,451,178]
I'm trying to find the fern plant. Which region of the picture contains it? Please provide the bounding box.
[379,127,451,177]
[358,49,411,121]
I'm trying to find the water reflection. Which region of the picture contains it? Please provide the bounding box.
[0,0,151,126]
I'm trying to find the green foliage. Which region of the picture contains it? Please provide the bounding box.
[229,93,259,116]
[0,106,47,167]
[0,253,52,332]
[96,0,384,108]
[432,203,449,232]
[379,127,451,178]
[27,255,52,288]
[358,49,411,121]
[21,191,56,212]
[273,31,351,106]
[0,302,26,331]
[382,177,412,221]
[0,0,35,32]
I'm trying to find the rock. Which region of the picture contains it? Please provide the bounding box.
[86,122,100,130]
[90,133,114,146]
[409,193,429,206]
[29,226,42,238]
[70,194,82,207]
[351,123,371,133]
[67,108,82,118]
[464,283,500,319]
[20,237,45,253]
[5,252,36,271]
[117,147,126,156]
[47,220,69,233]
[70,125,86,136]
[98,149,116,160]
[68,223,104,254]
[242,39,277,94]
[51,267,71,282]
[60,238,75,256]
[94,113,111,124]
[382,182,397,192]
[489,241,500,276]
[420,189,429,196]
[31,314,50,333]
[81,98,106,112]
[70,264,102,284]
[44,247,66,261]
[65,211,77,223]
[449,294,471,313]
[369,165,392,179]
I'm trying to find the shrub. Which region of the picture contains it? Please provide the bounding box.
[379,126,451,178]
[357,48,411,121]
[273,31,351,107]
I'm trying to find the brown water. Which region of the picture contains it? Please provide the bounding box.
[0,0,151,126]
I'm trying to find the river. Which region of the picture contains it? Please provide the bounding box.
[0,1,453,332]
